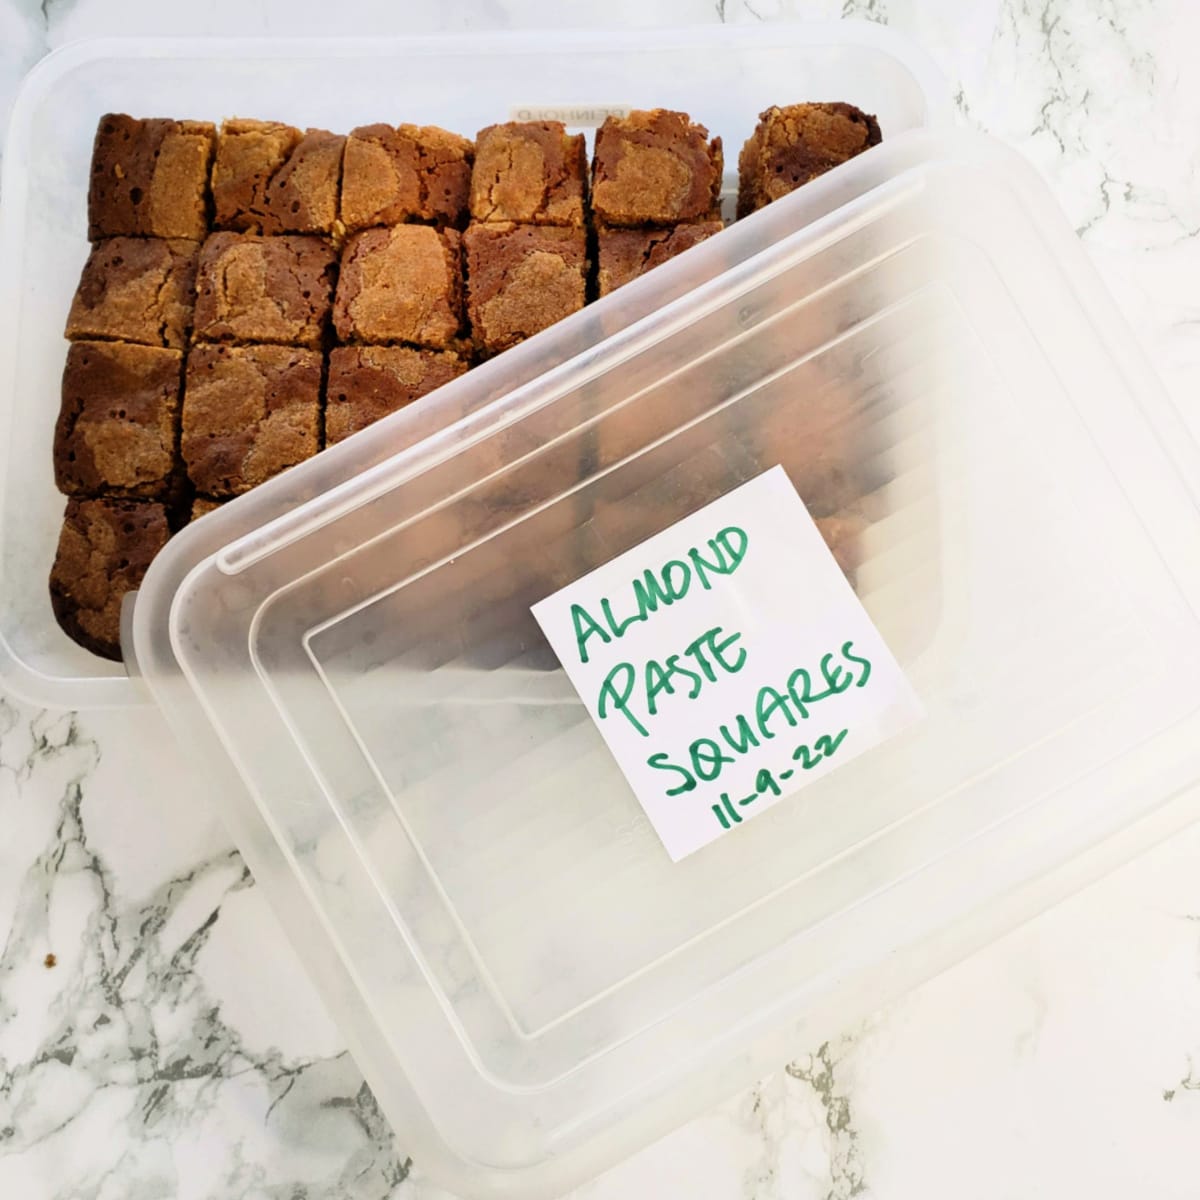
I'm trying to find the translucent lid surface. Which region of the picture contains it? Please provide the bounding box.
[133,130,1200,1198]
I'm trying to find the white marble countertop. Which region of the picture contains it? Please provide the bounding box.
[3,1,1200,1197]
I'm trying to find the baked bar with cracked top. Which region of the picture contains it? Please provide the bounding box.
[88,113,215,241]
[341,123,473,230]
[65,237,198,350]
[470,121,586,226]
[54,341,182,499]
[591,109,723,227]
[334,225,463,348]
[597,221,724,296]
[463,222,587,355]
[211,119,345,235]
[50,497,170,660]
[325,345,468,444]
[737,103,881,218]
[192,232,337,348]
[182,343,322,496]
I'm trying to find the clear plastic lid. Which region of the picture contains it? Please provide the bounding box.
[132,130,1200,1199]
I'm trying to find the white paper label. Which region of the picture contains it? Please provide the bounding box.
[507,103,631,127]
[531,466,923,861]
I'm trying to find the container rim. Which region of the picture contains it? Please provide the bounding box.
[8,21,955,123]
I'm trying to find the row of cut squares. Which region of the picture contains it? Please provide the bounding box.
[54,341,466,502]
[65,224,596,356]
[86,109,727,241]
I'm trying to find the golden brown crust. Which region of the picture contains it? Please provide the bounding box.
[591,109,723,227]
[182,344,322,496]
[192,233,337,348]
[737,103,881,218]
[596,221,724,296]
[50,498,170,660]
[341,123,473,230]
[87,114,215,240]
[463,222,587,355]
[54,341,182,499]
[211,119,345,235]
[65,238,199,350]
[470,122,586,226]
[325,345,468,444]
[333,225,463,347]
[190,496,223,521]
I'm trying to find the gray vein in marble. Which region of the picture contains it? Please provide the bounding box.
[0,707,408,1198]
[1161,1055,1200,1104]
[1162,914,1200,1104]
[738,1077,784,1200]
[0,697,18,741]
[785,1038,864,1200]
[1029,0,1070,156]
[994,0,1184,244]
[840,0,887,22]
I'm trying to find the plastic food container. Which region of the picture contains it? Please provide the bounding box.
[132,131,1200,1195]
[9,29,1200,1200]
[0,23,949,709]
